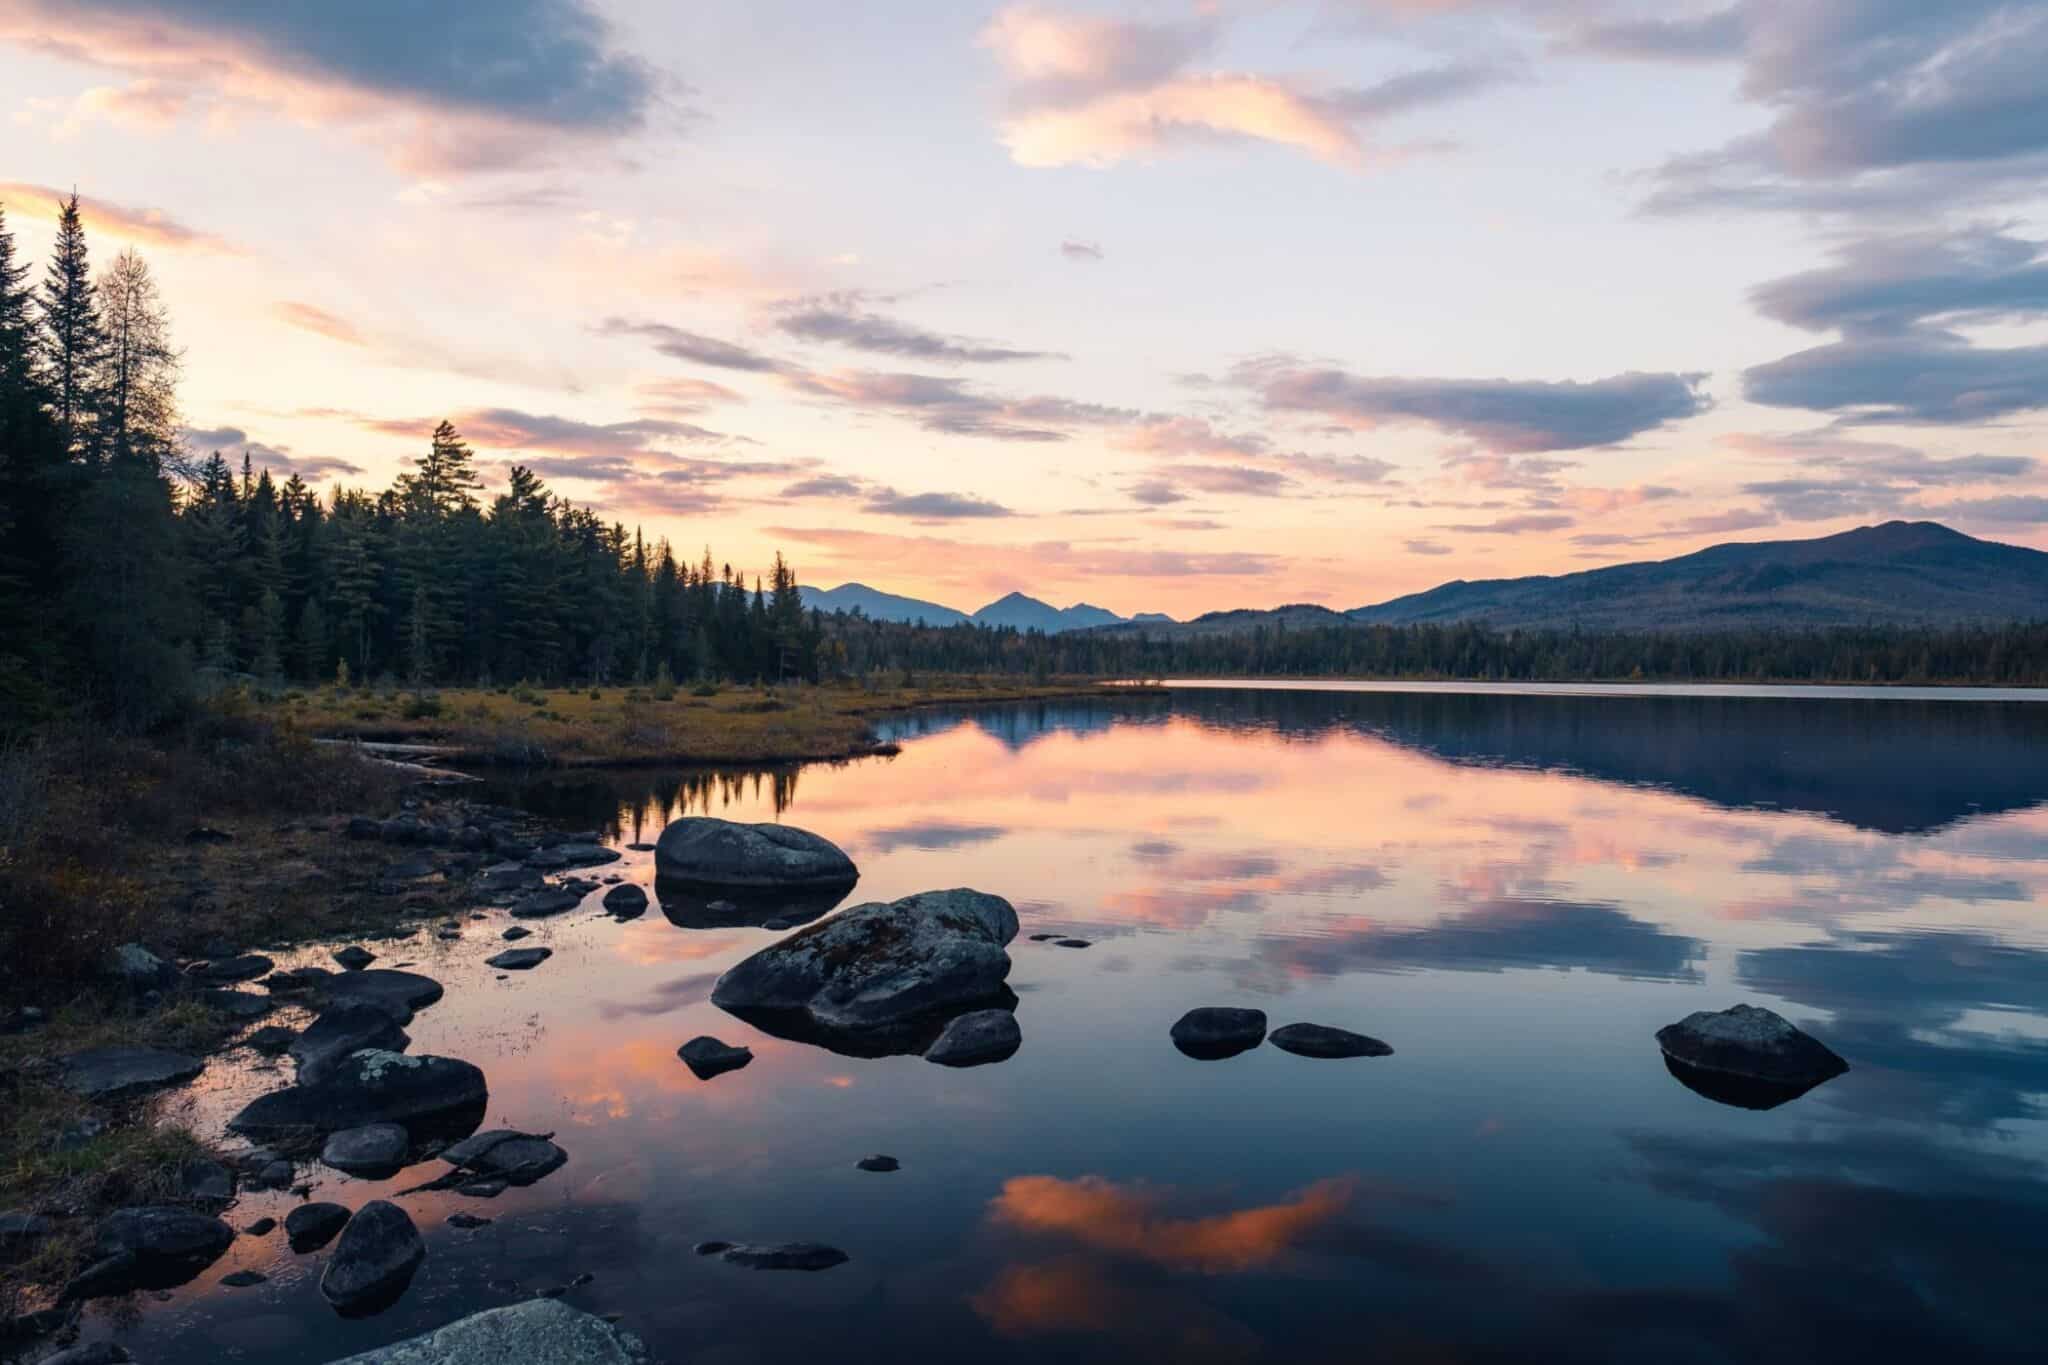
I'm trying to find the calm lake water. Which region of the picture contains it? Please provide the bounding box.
[97,686,2048,1363]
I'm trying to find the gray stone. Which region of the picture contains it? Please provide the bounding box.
[485,947,552,971]
[446,1212,491,1229]
[439,1130,566,1186]
[291,1004,411,1085]
[179,1158,234,1204]
[230,1049,488,1142]
[42,1344,131,1365]
[323,1298,648,1364]
[1054,938,1091,949]
[190,953,274,984]
[1656,1003,1849,1102]
[78,1206,233,1291]
[199,988,275,1020]
[59,1046,204,1100]
[245,1025,298,1055]
[317,969,444,1023]
[856,1155,899,1172]
[509,887,582,919]
[286,1202,350,1251]
[1171,1007,1267,1060]
[501,926,532,941]
[1269,1023,1393,1059]
[322,1123,411,1176]
[264,965,335,994]
[677,1037,752,1080]
[320,1199,425,1313]
[711,888,1018,1033]
[107,943,171,991]
[654,817,858,889]
[720,1242,848,1271]
[332,946,376,971]
[924,1009,1021,1067]
[245,1217,277,1236]
[601,884,647,916]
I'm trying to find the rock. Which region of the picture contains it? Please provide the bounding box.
[318,969,444,1023]
[1054,938,1091,949]
[107,943,172,991]
[54,1116,107,1151]
[245,1217,277,1236]
[711,888,1018,1035]
[524,847,571,870]
[320,1200,425,1314]
[179,1158,234,1204]
[501,926,532,942]
[1027,933,1060,942]
[476,863,543,898]
[761,918,793,931]
[1269,1023,1393,1059]
[347,816,382,840]
[0,1209,53,1262]
[601,884,647,916]
[58,1046,204,1100]
[81,1206,233,1292]
[190,953,274,984]
[185,826,234,844]
[221,1269,266,1287]
[322,1123,412,1176]
[924,1009,1021,1067]
[509,888,582,919]
[720,1242,849,1271]
[457,1179,508,1199]
[257,1160,295,1188]
[676,1037,753,1080]
[485,948,552,971]
[556,844,620,867]
[245,1025,298,1055]
[199,989,275,1020]
[446,1213,492,1229]
[626,842,655,852]
[693,1241,732,1255]
[286,1202,350,1252]
[1171,1007,1268,1060]
[291,1004,411,1085]
[323,1298,649,1364]
[436,927,463,941]
[42,1344,131,1365]
[439,1130,567,1186]
[1656,1003,1849,1109]
[230,1049,488,1143]
[856,1155,899,1172]
[333,946,376,971]
[654,817,859,889]
[263,965,334,994]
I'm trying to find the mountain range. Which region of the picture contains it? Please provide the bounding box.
[804,523,2048,637]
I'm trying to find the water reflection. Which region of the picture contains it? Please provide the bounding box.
[87,686,2048,1364]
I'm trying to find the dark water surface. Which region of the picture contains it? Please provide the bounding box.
[99,688,2048,1363]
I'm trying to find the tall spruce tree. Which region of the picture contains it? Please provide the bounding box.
[37,193,104,460]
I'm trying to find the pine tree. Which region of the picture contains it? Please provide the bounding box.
[97,248,180,472]
[37,192,104,460]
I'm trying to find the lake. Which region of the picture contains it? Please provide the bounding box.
[98,684,2048,1363]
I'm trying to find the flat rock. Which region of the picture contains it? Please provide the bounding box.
[677,1037,753,1080]
[1656,1003,1849,1108]
[1171,1007,1268,1060]
[291,1004,411,1086]
[440,1130,567,1186]
[230,1049,487,1143]
[286,1202,350,1252]
[322,1123,412,1176]
[446,1212,492,1229]
[320,1199,425,1315]
[626,842,655,852]
[509,888,583,919]
[245,1025,299,1055]
[42,1343,132,1364]
[654,817,858,889]
[190,953,274,984]
[59,1046,204,1100]
[601,884,647,916]
[317,969,444,1023]
[324,1298,649,1364]
[77,1206,233,1292]
[856,1155,899,1172]
[711,888,1017,1034]
[332,946,376,971]
[485,947,552,971]
[501,926,532,941]
[720,1242,849,1271]
[221,1269,266,1287]
[199,989,275,1020]
[924,1009,1021,1067]
[1269,1023,1393,1059]
[263,965,334,994]
[554,844,620,868]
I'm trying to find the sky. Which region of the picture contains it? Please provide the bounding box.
[2,0,2046,617]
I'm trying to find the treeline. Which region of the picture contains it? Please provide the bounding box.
[814,614,2048,687]
[0,194,822,731]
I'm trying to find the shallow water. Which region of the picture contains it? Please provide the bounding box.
[91,687,2048,1363]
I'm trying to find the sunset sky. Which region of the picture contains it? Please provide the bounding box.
[3,0,2045,617]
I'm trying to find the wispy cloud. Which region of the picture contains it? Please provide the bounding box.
[0,180,240,253]
[774,294,1059,364]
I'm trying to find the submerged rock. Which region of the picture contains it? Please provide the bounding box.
[1656,1003,1848,1109]
[1171,1007,1268,1060]
[58,1046,204,1100]
[509,888,583,919]
[320,1200,425,1315]
[720,1242,849,1271]
[601,884,647,917]
[285,1202,350,1252]
[677,1037,753,1080]
[485,947,552,971]
[71,1206,233,1295]
[438,1130,567,1186]
[317,969,444,1023]
[229,1049,487,1143]
[653,817,858,889]
[1268,1023,1393,1059]
[324,1298,649,1364]
[924,1009,1021,1068]
[711,889,1018,1035]
[322,1122,412,1177]
[291,1004,411,1086]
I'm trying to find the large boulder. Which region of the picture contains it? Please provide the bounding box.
[1656,1003,1849,1109]
[320,1200,424,1315]
[324,1298,649,1364]
[69,1206,233,1294]
[229,1049,487,1144]
[58,1047,204,1100]
[654,818,858,890]
[291,1005,411,1086]
[711,889,1017,1036]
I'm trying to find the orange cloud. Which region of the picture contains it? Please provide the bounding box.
[273,301,366,347]
[988,1174,1357,1272]
[0,180,241,253]
[1001,76,1368,169]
